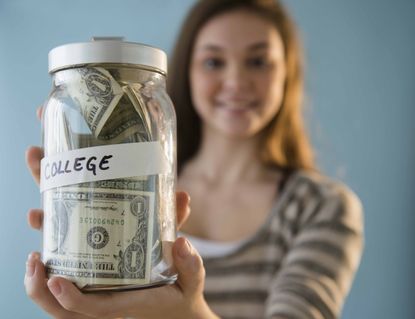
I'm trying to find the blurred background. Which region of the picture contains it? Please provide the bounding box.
[0,0,414,318]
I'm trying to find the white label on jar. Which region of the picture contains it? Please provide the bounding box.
[40,142,168,192]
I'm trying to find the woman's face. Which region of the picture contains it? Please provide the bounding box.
[190,9,286,139]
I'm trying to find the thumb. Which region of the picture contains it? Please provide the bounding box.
[172,237,205,296]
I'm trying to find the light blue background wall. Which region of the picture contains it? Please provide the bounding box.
[0,0,414,318]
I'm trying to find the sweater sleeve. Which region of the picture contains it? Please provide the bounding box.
[264,181,364,319]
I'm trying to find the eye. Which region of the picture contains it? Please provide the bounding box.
[203,57,224,70]
[247,56,268,69]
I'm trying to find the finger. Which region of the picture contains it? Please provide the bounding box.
[173,237,205,296]
[48,271,180,319]
[26,146,43,185]
[24,252,82,319]
[47,277,117,319]
[47,239,203,319]
[27,209,43,230]
[37,105,43,121]
[176,191,190,230]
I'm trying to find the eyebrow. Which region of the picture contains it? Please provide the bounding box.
[247,42,269,51]
[197,41,269,52]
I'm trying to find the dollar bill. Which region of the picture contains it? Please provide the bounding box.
[91,177,163,269]
[123,84,152,140]
[69,103,149,148]
[43,186,155,287]
[97,93,151,143]
[55,67,123,138]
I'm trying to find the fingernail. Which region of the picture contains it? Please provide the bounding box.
[48,279,62,296]
[26,252,40,277]
[28,252,40,261]
[178,238,192,258]
[26,260,35,277]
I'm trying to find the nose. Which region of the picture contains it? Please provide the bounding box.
[222,63,250,93]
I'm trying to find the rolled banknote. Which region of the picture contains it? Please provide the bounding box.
[54,67,123,137]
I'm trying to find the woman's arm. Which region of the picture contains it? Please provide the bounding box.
[265,182,364,319]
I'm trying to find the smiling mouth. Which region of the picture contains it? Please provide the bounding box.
[216,100,259,111]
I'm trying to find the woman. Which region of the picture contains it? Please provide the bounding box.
[25,0,364,318]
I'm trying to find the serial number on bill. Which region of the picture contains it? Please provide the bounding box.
[79,217,125,225]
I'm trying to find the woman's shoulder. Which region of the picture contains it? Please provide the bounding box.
[284,169,364,227]
[289,169,360,202]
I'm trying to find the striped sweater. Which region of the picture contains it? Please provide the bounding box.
[201,170,364,319]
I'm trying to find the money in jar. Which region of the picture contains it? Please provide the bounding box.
[40,37,177,291]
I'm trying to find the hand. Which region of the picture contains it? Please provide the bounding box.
[25,236,217,319]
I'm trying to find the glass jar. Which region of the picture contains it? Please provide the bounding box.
[40,37,177,291]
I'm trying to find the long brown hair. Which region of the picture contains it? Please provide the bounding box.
[167,0,316,173]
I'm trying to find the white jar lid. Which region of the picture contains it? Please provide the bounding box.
[48,37,167,74]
